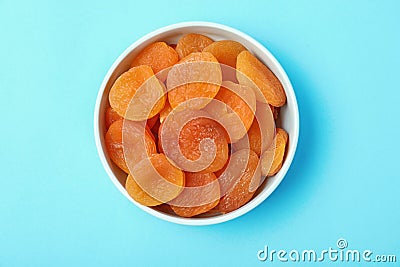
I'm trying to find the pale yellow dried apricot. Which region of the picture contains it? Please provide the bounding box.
[236,51,286,107]
[130,42,178,74]
[175,33,214,59]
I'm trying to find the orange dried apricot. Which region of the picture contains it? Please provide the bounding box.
[233,101,276,156]
[104,33,291,217]
[128,153,185,203]
[122,120,158,170]
[175,33,214,59]
[149,117,161,145]
[236,51,286,107]
[152,203,176,215]
[105,119,156,173]
[177,117,229,173]
[203,40,247,68]
[105,120,129,173]
[130,42,178,74]
[167,52,222,110]
[159,99,172,123]
[109,65,166,120]
[233,119,262,156]
[125,174,162,206]
[146,114,159,129]
[216,149,261,213]
[169,172,220,217]
[261,128,288,176]
[270,105,280,120]
[105,106,122,130]
[204,81,256,142]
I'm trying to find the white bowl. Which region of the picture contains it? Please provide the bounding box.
[94,21,299,225]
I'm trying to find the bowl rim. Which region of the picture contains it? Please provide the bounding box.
[94,21,299,226]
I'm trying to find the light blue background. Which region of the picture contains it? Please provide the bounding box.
[1,0,399,266]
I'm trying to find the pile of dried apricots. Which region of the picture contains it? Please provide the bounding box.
[104,33,289,218]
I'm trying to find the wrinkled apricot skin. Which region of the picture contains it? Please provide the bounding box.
[103,33,291,217]
[233,101,276,157]
[105,106,123,130]
[105,119,157,173]
[178,117,229,173]
[236,51,286,107]
[175,33,214,59]
[105,120,129,173]
[233,119,262,156]
[109,65,165,120]
[129,153,185,204]
[167,52,222,110]
[206,81,256,142]
[261,128,288,176]
[203,40,247,68]
[125,174,162,206]
[130,42,179,74]
[170,172,220,217]
[217,149,261,213]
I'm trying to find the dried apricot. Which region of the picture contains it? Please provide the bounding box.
[169,172,220,217]
[175,33,214,59]
[204,81,256,142]
[160,110,229,173]
[152,203,176,215]
[216,149,261,213]
[167,52,222,110]
[122,120,158,170]
[128,153,185,203]
[130,42,178,74]
[146,114,159,129]
[233,119,262,156]
[149,117,161,145]
[261,128,288,176]
[236,51,286,107]
[105,119,156,173]
[125,174,162,206]
[181,117,228,173]
[109,65,166,120]
[159,99,172,123]
[233,102,276,156]
[203,40,247,68]
[105,106,122,130]
[270,105,280,120]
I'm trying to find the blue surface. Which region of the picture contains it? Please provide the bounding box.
[1,0,399,266]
